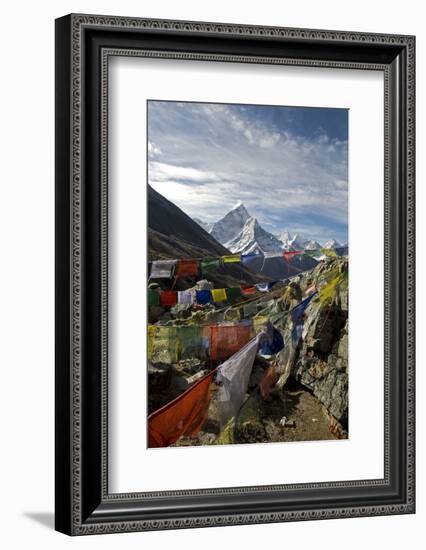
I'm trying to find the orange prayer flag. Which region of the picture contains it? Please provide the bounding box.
[259,366,277,400]
[148,370,215,448]
[175,259,199,278]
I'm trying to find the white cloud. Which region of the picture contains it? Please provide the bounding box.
[147,101,348,242]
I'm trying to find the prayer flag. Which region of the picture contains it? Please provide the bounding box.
[177,289,195,305]
[258,322,284,355]
[241,253,259,266]
[222,254,241,263]
[196,289,212,305]
[283,250,304,262]
[200,257,220,275]
[213,417,235,445]
[149,326,179,364]
[160,290,178,307]
[263,251,282,259]
[255,282,277,292]
[321,248,338,258]
[291,292,317,324]
[148,289,160,306]
[149,259,177,279]
[226,287,242,301]
[148,370,215,447]
[178,325,205,359]
[259,366,277,400]
[253,315,269,334]
[175,259,199,278]
[241,285,257,296]
[319,273,346,304]
[211,288,227,303]
[304,284,316,296]
[147,325,158,361]
[216,336,259,423]
[209,322,254,361]
[243,302,258,318]
[291,323,304,346]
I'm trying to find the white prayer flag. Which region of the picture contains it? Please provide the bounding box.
[216,335,260,424]
[149,260,177,279]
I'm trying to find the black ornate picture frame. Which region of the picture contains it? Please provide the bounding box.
[55,14,415,535]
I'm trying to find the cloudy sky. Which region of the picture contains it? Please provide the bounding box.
[147,100,348,244]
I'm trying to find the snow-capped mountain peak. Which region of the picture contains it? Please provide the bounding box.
[209,202,250,244]
[304,240,322,250]
[323,238,342,249]
[225,216,283,255]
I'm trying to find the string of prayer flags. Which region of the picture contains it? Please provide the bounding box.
[148,289,160,307]
[259,366,278,401]
[216,335,260,423]
[195,289,212,305]
[211,288,227,303]
[148,369,215,447]
[200,257,221,275]
[208,322,254,361]
[175,259,199,278]
[149,259,177,279]
[177,289,195,305]
[226,287,242,301]
[290,292,317,324]
[222,254,241,263]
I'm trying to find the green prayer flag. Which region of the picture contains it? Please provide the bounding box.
[200,257,220,275]
[148,289,160,306]
[226,287,242,301]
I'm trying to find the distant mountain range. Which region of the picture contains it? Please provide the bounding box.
[197,202,346,255]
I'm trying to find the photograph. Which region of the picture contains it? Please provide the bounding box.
[147,100,349,448]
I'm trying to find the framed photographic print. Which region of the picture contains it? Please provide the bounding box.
[55,14,415,535]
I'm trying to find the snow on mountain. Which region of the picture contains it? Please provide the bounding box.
[279,231,306,251]
[225,216,284,255]
[323,238,342,250]
[304,240,322,250]
[194,218,213,233]
[209,201,250,244]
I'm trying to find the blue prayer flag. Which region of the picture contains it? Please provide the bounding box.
[290,292,317,324]
[196,289,212,305]
[258,322,284,356]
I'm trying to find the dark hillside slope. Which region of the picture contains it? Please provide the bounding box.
[147,185,270,287]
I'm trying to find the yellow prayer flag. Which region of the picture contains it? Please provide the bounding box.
[222,254,241,263]
[211,288,227,302]
[148,325,158,361]
[253,315,269,333]
[319,273,345,305]
[321,248,337,258]
[213,418,235,445]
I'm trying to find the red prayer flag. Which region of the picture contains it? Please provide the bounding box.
[208,323,254,361]
[175,259,199,278]
[148,370,215,447]
[283,250,304,262]
[259,366,277,400]
[241,285,257,296]
[160,290,177,307]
